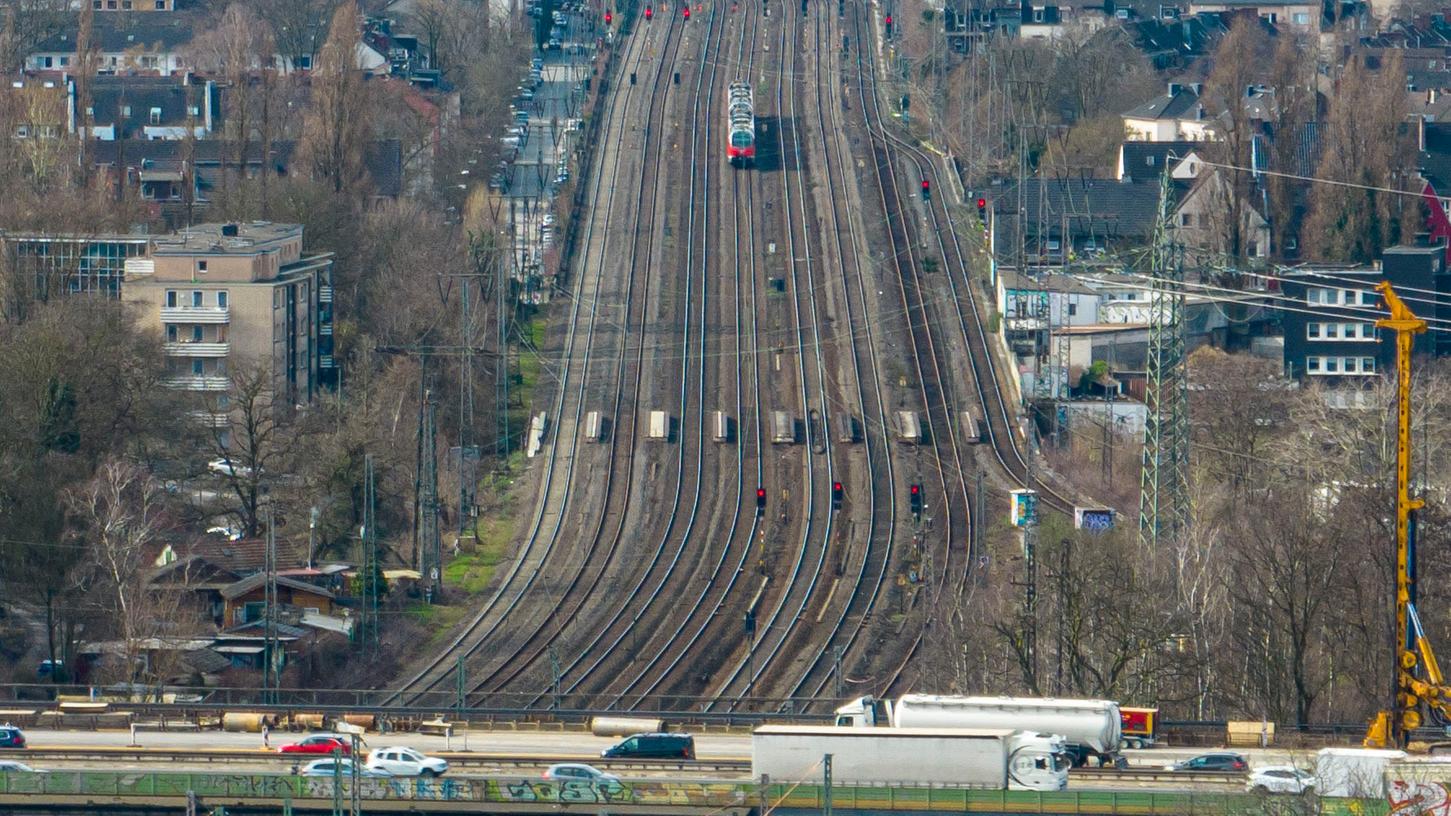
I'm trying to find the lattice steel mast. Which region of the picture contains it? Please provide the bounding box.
[1138,170,1190,549]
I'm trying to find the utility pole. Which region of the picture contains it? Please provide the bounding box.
[359,454,380,657]
[264,507,279,704]
[1138,169,1190,551]
[456,654,466,719]
[833,644,844,699]
[420,391,442,602]
[823,754,833,816]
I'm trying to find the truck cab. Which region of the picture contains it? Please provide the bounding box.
[833,696,883,727]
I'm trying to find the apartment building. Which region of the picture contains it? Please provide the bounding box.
[121,222,335,421]
[1279,243,1445,380]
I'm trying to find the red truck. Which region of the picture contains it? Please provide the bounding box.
[1120,707,1159,749]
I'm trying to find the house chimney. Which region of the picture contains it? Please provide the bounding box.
[1168,81,1182,96]
[221,223,240,237]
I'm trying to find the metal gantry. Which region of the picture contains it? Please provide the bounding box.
[1137,170,1190,551]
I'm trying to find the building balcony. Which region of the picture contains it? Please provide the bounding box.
[188,410,231,428]
[161,305,230,324]
[163,341,230,357]
[165,375,231,391]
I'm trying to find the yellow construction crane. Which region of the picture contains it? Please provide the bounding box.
[1365,282,1451,748]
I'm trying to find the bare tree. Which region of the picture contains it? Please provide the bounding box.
[66,459,175,688]
[1304,51,1416,262]
[298,1,371,195]
[1201,16,1270,265]
[205,364,293,539]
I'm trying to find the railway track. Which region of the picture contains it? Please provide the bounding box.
[533,0,736,708]
[780,0,901,708]
[465,6,705,702]
[601,0,770,709]
[385,10,686,707]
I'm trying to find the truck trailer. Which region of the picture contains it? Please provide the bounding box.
[833,695,1125,767]
[751,725,1069,791]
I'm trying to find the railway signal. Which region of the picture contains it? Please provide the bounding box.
[909,483,922,518]
[683,5,690,18]
[884,13,893,35]
[645,5,652,18]
[756,487,767,515]
[921,179,931,200]
[977,197,987,219]
[604,9,613,24]
[832,481,844,510]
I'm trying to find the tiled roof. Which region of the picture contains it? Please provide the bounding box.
[220,573,336,601]
[1124,86,1203,119]
[88,139,405,198]
[1119,141,1200,180]
[35,16,197,53]
[87,75,214,134]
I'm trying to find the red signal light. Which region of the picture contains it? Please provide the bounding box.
[645,5,652,17]
[977,197,986,208]
[910,484,920,494]
[833,482,843,492]
[885,13,892,22]
[683,6,690,18]
[604,10,613,23]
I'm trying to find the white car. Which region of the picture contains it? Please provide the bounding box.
[0,761,39,773]
[1247,765,1315,795]
[207,457,255,478]
[366,746,449,777]
[543,763,620,784]
[301,758,392,778]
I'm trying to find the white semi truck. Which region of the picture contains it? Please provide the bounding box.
[751,725,1070,791]
[833,695,1125,768]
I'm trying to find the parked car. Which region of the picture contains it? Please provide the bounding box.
[0,760,38,772]
[207,457,254,478]
[366,747,449,777]
[280,735,352,756]
[1247,766,1315,795]
[544,763,620,783]
[0,726,25,749]
[601,732,695,760]
[1165,752,1248,772]
[301,758,390,778]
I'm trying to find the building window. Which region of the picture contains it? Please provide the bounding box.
[217,291,228,308]
[1292,11,1309,23]
[1178,213,1191,227]
[167,325,177,342]
[1344,357,1357,373]
[191,290,202,307]
[1068,303,1077,316]
[192,325,203,342]
[149,107,161,124]
[59,56,68,67]
[1307,323,1320,339]
[1325,324,1338,339]
[1360,290,1377,306]
[198,260,208,272]
[166,290,177,307]
[1325,358,1338,373]
[122,105,131,117]
[1307,357,1320,373]
[192,359,204,375]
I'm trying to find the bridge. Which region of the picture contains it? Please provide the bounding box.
[0,771,1390,815]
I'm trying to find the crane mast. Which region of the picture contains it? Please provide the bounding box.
[1365,282,1449,748]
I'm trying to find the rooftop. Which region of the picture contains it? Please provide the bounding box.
[1124,82,1204,120]
[151,222,302,256]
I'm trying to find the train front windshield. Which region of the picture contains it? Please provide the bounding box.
[731,131,754,148]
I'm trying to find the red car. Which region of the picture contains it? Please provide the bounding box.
[279,735,351,756]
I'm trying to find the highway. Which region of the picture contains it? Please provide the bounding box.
[9,728,1319,769]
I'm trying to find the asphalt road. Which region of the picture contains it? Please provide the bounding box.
[11,728,1329,767]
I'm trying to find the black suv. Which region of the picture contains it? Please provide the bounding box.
[600,732,695,760]
[0,726,25,749]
